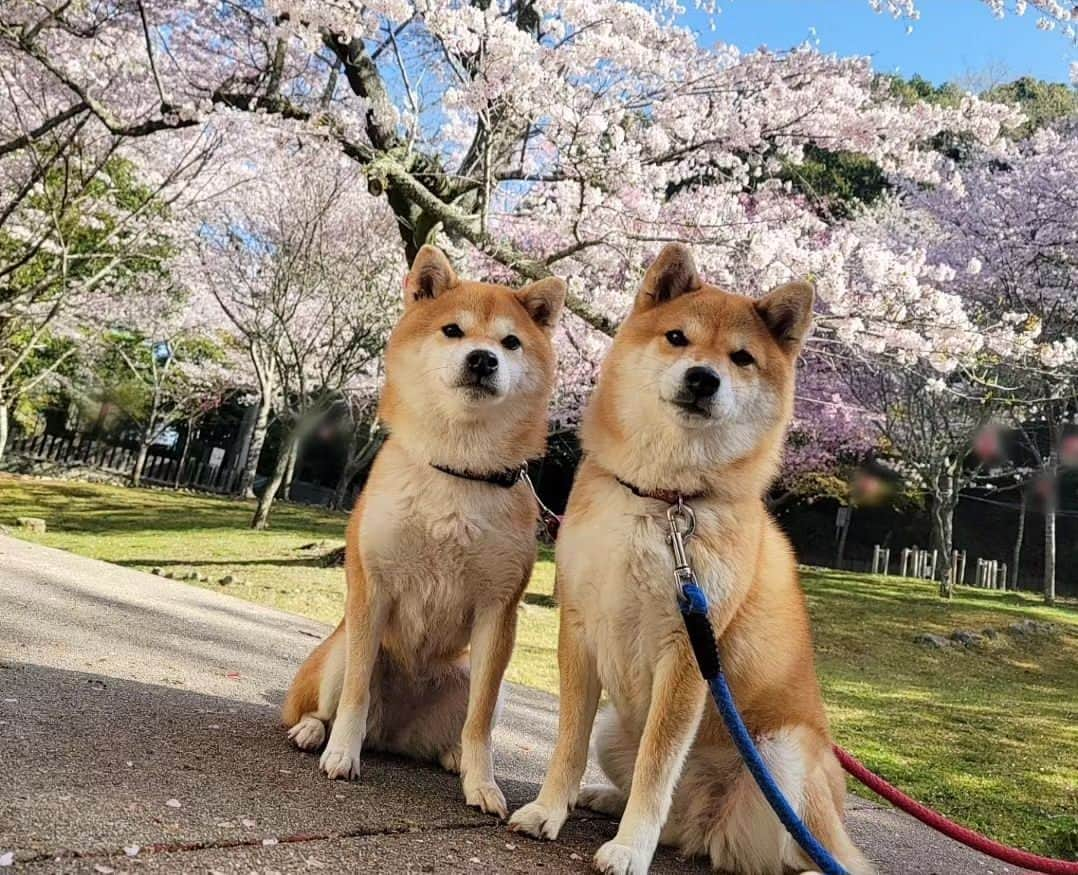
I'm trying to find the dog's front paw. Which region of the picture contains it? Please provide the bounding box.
[592,841,648,875]
[463,775,508,819]
[287,715,326,751]
[319,746,361,780]
[508,800,568,840]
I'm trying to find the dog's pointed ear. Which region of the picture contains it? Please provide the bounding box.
[404,245,458,306]
[756,280,814,352]
[516,276,567,333]
[634,244,702,312]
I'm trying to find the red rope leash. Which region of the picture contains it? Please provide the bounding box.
[833,745,1078,874]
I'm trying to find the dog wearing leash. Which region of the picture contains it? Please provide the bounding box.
[509,244,871,874]
[282,245,565,818]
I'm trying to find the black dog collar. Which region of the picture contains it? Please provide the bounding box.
[430,462,525,489]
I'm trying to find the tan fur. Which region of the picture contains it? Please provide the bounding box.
[510,244,872,874]
[283,246,565,818]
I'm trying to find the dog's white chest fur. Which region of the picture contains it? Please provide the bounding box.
[557,485,735,726]
[359,455,533,674]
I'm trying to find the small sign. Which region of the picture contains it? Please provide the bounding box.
[835,506,850,529]
[208,447,225,468]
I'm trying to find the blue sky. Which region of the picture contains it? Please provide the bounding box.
[680,0,1076,86]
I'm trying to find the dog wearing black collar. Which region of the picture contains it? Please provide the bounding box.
[282,245,565,819]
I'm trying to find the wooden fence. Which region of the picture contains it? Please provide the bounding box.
[7,433,240,494]
[871,543,1009,590]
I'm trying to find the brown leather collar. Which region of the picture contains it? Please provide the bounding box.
[615,476,707,506]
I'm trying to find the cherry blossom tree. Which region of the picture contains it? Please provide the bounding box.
[819,114,1078,599]
[0,0,1032,352]
[79,329,234,487]
[184,147,402,528]
[774,362,878,510]
[906,126,1078,602]
[842,361,1002,595]
[0,62,219,461]
[188,173,284,499]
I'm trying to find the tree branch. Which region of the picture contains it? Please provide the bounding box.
[366,153,619,335]
[0,101,87,157]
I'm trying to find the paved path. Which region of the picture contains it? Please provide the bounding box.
[0,535,1032,874]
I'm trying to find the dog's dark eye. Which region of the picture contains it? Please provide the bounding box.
[502,334,521,351]
[665,330,689,347]
[441,323,463,338]
[730,349,755,367]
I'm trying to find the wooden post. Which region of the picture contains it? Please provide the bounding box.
[881,548,890,575]
[835,506,852,571]
[1000,563,1008,591]
[900,548,910,578]
[976,559,984,588]
[958,551,967,585]
[871,546,879,574]
[929,549,938,581]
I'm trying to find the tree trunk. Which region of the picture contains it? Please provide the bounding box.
[0,401,9,465]
[238,393,272,499]
[1011,489,1027,591]
[251,431,299,530]
[330,425,385,510]
[131,437,151,487]
[330,459,358,511]
[1044,471,1057,606]
[132,382,163,488]
[230,401,258,492]
[174,417,194,488]
[281,439,299,501]
[930,470,958,598]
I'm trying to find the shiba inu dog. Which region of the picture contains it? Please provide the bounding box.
[510,244,871,874]
[282,245,565,818]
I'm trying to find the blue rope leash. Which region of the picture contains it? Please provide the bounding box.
[678,579,850,875]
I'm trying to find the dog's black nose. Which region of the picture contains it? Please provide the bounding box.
[684,366,720,399]
[466,349,499,378]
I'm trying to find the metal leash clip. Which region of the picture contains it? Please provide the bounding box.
[667,497,697,599]
[521,467,562,541]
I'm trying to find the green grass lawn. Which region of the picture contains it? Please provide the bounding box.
[2,474,1076,859]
